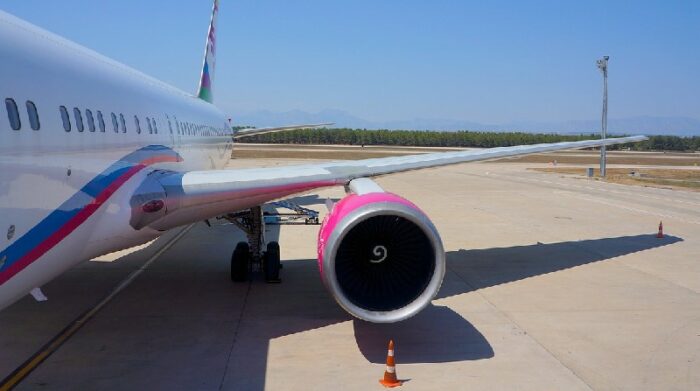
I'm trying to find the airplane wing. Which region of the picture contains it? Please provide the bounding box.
[233,123,334,139]
[131,135,646,231]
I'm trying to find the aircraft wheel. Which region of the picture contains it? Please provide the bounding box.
[231,242,250,282]
[264,241,281,283]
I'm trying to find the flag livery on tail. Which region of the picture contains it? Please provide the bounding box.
[197,0,219,103]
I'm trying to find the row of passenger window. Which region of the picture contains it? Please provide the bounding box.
[174,118,229,137]
[60,106,159,135]
[5,98,40,131]
[6,96,231,138]
[4,97,160,135]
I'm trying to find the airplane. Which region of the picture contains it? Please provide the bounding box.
[0,1,646,323]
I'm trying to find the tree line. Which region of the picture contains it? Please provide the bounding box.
[236,128,700,152]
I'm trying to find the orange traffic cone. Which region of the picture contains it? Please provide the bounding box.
[656,221,664,238]
[379,340,402,388]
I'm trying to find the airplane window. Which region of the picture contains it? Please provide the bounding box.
[73,107,84,132]
[134,115,141,134]
[86,109,96,132]
[97,111,106,132]
[60,106,71,132]
[5,98,21,130]
[26,100,40,130]
[146,117,152,134]
[119,114,126,133]
[111,112,118,132]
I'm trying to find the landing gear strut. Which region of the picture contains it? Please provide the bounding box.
[224,206,281,283]
[222,201,320,283]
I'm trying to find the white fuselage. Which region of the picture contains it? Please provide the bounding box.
[0,11,233,308]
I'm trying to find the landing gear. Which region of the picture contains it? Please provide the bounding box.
[264,242,281,283]
[223,206,282,283]
[230,242,250,282]
[221,201,320,283]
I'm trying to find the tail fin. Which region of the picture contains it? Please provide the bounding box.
[197,0,219,103]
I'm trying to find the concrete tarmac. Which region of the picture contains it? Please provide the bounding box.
[1,159,699,390]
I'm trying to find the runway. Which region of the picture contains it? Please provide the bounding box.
[1,158,698,390]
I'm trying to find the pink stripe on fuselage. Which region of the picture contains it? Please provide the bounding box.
[0,155,177,285]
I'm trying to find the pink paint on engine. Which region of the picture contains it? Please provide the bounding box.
[316,192,422,275]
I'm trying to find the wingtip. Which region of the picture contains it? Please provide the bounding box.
[629,135,649,141]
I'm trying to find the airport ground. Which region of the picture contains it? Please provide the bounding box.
[1,145,699,390]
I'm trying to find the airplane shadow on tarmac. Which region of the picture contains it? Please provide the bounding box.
[353,303,492,364]
[219,212,682,389]
[351,233,682,364]
[0,218,682,390]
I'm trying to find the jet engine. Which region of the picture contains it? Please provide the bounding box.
[317,180,445,323]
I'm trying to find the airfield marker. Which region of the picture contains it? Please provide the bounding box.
[657,221,664,238]
[379,340,402,388]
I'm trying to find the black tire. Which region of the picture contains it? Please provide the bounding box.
[231,242,250,282]
[264,242,281,283]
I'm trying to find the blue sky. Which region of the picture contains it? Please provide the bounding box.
[2,1,699,124]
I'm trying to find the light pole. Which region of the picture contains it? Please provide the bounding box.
[597,56,609,177]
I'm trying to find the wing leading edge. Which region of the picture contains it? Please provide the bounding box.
[233,123,334,139]
[132,135,646,231]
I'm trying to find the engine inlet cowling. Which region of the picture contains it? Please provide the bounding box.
[317,192,445,323]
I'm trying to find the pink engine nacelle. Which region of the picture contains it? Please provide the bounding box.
[317,192,445,323]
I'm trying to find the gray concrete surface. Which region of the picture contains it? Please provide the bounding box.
[1,159,699,390]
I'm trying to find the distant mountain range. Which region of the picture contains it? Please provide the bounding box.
[229,109,700,136]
